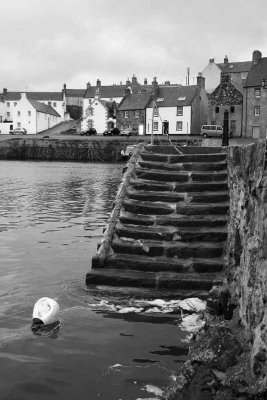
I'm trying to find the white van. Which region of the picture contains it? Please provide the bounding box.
[201,125,223,138]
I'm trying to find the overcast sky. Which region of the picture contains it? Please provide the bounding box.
[0,0,266,92]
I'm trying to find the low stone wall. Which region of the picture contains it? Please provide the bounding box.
[0,138,131,162]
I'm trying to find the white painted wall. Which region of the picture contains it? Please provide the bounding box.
[201,62,221,93]
[82,98,116,133]
[39,100,65,120]
[146,106,191,135]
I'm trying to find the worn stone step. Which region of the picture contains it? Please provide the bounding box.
[176,202,229,215]
[86,268,221,290]
[102,253,224,273]
[122,199,174,215]
[135,168,228,183]
[84,284,211,300]
[115,222,227,242]
[119,212,228,227]
[130,179,229,193]
[140,152,227,164]
[126,189,229,203]
[111,236,224,258]
[138,160,227,172]
[143,145,225,155]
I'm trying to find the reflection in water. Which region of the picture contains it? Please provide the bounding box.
[0,161,187,400]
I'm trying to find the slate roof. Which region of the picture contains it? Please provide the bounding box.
[84,85,126,99]
[117,93,152,111]
[217,61,253,73]
[147,86,199,108]
[28,99,61,117]
[0,91,63,101]
[244,58,267,87]
[65,89,86,97]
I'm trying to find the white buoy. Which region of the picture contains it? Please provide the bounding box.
[31,297,60,332]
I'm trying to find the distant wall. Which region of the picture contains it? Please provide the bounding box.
[0,138,133,162]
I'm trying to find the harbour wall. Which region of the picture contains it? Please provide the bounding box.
[0,138,132,162]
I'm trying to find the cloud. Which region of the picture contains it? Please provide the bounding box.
[0,0,266,90]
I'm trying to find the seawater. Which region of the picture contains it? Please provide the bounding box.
[0,161,188,400]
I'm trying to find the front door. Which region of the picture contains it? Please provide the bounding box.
[163,121,169,135]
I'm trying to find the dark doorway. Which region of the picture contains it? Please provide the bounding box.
[163,121,169,135]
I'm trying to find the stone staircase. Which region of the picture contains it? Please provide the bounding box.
[86,144,229,298]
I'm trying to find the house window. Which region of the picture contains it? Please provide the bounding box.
[177,106,183,116]
[14,102,17,107]
[230,106,235,113]
[7,112,10,117]
[255,88,261,98]
[255,106,260,116]
[125,111,129,118]
[17,122,21,128]
[176,121,183,131]
[215,106,219,113]
[7,102,10,107]
[53,102,57,107]
[28,111,31,116]
[17,111,20,116]
[135,110,140,118]
[153,122,158,131]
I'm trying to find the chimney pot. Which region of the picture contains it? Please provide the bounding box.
[96,79,101,87]
[209,58,215,63]
[3,88,7,94]
[224,55,228,64]
[144,78,148,85]
[87,82,91,89]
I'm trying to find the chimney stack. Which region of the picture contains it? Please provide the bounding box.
[96,79,101,87]
[209,58,215,63]
[224,55,228,64]
[252,50,262,64]
[126,78,130,86]
[3,88,7,94]
[197,73,205,89]
[87,82,91,89]
[144,78,148,85]
[152,77,158,95]
[132,75,137,84]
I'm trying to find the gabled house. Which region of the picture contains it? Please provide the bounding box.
[0,92,61,134]
[145,75,208,135]
[242,50,267,138]
[207,75,243,137]
[81,96,117,133]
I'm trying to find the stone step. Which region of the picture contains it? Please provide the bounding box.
[101,253,224,273]
[111,236,225,258]
[143,145,225,155]
[84,284,211,300]
[140,152,227,163]
[175,202,229,215]
[86,268,221,290]
[126,189,229,203]
[135,168,228,182]
[119,212,228,227]
[138,160,227,172]
[115,222,227,242]
[130,178,229,193]
[123,199,229,216]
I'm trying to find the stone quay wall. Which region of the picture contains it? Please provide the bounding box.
[226,140,267,390]
[0,138,131,162]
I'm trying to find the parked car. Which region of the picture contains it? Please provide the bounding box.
[80,128,97,136]
[201,125,233,138]
[9,127,27,135]
[103,127,120,136]
[120,128,138,137]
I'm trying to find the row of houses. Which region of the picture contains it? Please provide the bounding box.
[1,49,266,137]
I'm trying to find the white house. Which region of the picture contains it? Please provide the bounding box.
[81,95,117,133]
[0,93,61,134]
[145,76,208,135]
